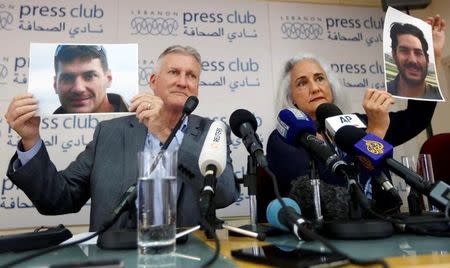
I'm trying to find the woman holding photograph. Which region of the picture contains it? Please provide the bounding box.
[265,15,445,219]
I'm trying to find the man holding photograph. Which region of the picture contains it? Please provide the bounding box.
[4,45,239,231]
[53,45,128,114]
[387,21,443,100]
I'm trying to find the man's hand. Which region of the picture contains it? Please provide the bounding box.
[4,93,41,150]
[363,88,394,139]
[426,14,446,63]
[129,92,171,143]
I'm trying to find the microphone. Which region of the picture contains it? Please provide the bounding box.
[103,96,199,230]
[266,197,313,241]
[277,108,348,177]
[277,108,370,210]
[198,120,227,216]
[161,95,199,151]
[229,109,267,168]
[316,103,366,142]
[318,103,402,209]
[334,125,450,211]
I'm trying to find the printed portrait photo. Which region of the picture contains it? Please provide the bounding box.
[28,43,139,115]
[383,7,444,102]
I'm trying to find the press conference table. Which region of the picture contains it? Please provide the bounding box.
[1,226,450,267]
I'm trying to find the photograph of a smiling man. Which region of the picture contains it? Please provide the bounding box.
[383,7,444,101]
[28,43,138,115]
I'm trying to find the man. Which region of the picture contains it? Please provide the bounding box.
[387,22,442,100]
[4,45,239,231]
[53,45,128,114]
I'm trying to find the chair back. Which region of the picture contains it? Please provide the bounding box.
[419,133,450,184]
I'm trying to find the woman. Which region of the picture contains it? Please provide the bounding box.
[265,15,445,218]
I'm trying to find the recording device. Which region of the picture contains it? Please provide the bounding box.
[231,244,348,268]
[335,125,450,211]
[229,109,267,168]
[100,96,199,233]
[318,103,402,208]
[266,198,313,241]
[198,120,227,216]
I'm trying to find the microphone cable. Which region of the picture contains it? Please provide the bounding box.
[263,165,390,268]
[199,217,221,268]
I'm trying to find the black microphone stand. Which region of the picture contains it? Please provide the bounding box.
[310,133,394,239]
[321,166,395,239]
[227,155,281,237]
[240,155,258,230]
[180,170,266,241]
[199,192,264,240]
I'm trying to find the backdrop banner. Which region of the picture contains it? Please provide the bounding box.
[0,0,415,229]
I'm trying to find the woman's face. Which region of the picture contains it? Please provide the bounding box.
[289,59,333,119]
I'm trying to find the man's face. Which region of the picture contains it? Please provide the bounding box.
[54,58,112,113]
[150,53,200,111]
[393,34,428,86]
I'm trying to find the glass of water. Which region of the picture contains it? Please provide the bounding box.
[417,154,439,212]
[137,149,178,255]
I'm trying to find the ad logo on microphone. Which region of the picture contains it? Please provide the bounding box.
[363,139,384,155]
[356,139,384,171]
[289,108,309,120]
[276,116,289,138]
[353,133,393,171]
[212,127,224,148]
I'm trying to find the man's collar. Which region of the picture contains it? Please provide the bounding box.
[394,75,428,96]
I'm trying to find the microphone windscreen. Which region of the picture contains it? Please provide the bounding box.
[316,103,343,131]
[198,120,227,176]
[276,108,316,145]
[334,125,366,153]
[183,96,199,115]
[289,176,350,221]
[229,109,257,138]
[266,198,301,231]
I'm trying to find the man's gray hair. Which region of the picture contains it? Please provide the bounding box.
[153,45,202,74]
[275,53,350,116]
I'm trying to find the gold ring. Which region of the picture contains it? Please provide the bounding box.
[147,103,151,110]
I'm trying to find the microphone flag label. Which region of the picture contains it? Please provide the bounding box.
[325,114,367,138]
[276,116,289,138]
[277,108,317,146]
[354,133,393,171]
